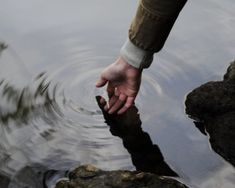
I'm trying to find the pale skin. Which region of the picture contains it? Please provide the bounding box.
[96,57,142,114]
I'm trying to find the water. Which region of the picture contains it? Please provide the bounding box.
[0,0,235,187]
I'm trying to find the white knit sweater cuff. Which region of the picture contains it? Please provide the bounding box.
[120,39,154,69]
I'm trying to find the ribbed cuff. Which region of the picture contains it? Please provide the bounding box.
[120,39,154,69]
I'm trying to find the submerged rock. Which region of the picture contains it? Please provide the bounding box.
[185,60,235,166]
[5,164,66,188]
[55,164,188,188]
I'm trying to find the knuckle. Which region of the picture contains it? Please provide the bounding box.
[119,94,127,101]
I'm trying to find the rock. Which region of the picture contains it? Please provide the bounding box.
[0,173,10,188]
[9,166,44,188]
[185,81,235,119]
[185,60,235,166]
[7,164,66,188]
[206,112,235,165]
[55,165,188,188]
[224,60,235,83]
[69,164,101,179]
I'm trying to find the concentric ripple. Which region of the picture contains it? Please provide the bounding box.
[0,34,133,188]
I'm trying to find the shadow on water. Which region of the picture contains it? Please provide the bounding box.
[96,96,177,177]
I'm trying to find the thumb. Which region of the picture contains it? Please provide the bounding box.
[96,77,108,88]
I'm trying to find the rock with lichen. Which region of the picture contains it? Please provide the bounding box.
[55,164,188,188]
[185,60,235,166]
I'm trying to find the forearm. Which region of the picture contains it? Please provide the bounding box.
[120,0,187,69]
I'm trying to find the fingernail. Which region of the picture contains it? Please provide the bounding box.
[104,105,108,111]
[100,98,105,104]
[95,82,100,87]
[108,110,113,114]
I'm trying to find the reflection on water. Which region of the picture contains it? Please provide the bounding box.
[0,40,133,188]
[0,0,235,188]
[0,73,61,126]
[0,43,8,55]
[96,96,177,177]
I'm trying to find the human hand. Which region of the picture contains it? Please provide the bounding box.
[96,57,142,114]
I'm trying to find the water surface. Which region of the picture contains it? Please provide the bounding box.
[0,0,235,188]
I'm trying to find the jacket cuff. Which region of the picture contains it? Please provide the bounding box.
[129,0,187,52]
[120,39,154,69]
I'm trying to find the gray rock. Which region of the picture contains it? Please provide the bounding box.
[6,164,66,188]
[224,60,235,83]
[205,112,235,165]
[185,60,235,166]
[9,165,45,188]
[185,81,235,119]
[55,164,188,188]
[0,173,10,188]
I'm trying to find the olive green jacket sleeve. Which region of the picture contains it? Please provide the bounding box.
[120,0,187,69]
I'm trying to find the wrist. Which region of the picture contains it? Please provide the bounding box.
[115,57,142,78]
[120,39,154,69]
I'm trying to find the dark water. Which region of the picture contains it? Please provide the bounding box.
[0,0,235,188]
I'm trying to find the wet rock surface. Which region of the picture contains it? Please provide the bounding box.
[55,164,188,188]
[185,60,235,166]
